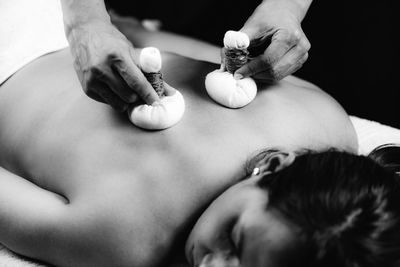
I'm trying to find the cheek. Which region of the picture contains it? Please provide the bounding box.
[188,224,239,267]
[187,199,239,255]
[190,206,230,246]
[186,185,253,263]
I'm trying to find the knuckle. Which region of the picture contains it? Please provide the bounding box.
[142,91,154,102]
[300,53,309,64]
[289,30,302,44]
[299,38,311,52]
[292,64,303,74]
[109,47,131,65]
[91,65,107,79]
[274,29,290,43]
[117,64,128,76]
[118,89,138,103]
[304,39,311,51]
[124,76,150,99]
[275,29,300,48]
[126,93,139,103]
[116,60,137,79]
[107,52,120,63]
[303,52,309,61]
[129,75,145,90]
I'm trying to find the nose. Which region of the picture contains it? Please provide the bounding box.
[199,252,240,267]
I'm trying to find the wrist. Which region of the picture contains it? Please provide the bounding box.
[64,15,111,39]
[60,0,111,38]
[260,0,312,21]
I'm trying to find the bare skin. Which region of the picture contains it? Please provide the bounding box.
[0,46,357,267]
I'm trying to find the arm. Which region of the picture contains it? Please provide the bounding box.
[236,0,313,82]
[275,0,314,21]
[59,0,159,111]
[0,167,68,263]
[60,0,111,37]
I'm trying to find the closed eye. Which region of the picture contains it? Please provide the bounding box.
[231,223,243,256]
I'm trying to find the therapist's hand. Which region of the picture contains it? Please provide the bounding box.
[235,0,312,83]
[67,20,159,111]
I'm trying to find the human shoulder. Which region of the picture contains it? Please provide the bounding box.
[255,75,358,153]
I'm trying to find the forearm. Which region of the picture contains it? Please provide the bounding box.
[60,0,111,37]
[261,0,313,21]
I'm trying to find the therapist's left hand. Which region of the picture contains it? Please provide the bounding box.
[235,0,312,83]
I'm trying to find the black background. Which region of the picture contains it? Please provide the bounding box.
[107,0,399,128]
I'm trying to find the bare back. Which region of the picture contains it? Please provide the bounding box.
[0,49,357,266]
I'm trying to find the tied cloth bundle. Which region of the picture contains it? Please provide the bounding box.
[224,48,249,74]
[144,71,165,97]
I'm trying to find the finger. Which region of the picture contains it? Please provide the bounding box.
[89,63,138,104]
[163,82,177,97]
[276,52,309,79]
[272,43,310,80]
[234,54,271,79]
[251,51,308,82]
[235,29,299,79]
[239,27,267,47]
[84,72,109,103]
[113,47,159,105]
[103,68,139,103]
[93,81,128,112]
[264,29,300,66]
[241,52,306,83]
[85,88,107,104]
[240,27,258,41]
[251,70,276,84]
[220,48,226,71]
[220,61,226,71]
[244,33,309,81]
[289,52,309,74]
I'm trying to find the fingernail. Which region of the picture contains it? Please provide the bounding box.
[234,73,243,80]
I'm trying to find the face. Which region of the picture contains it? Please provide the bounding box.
[185,174,302,267]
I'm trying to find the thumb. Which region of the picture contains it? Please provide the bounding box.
[239,26,267,49]
[239,26,258,43]
[234,55,270,79]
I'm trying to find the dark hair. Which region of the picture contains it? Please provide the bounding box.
[255,145,400,267]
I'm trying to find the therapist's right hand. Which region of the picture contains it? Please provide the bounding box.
[67,20,159,112]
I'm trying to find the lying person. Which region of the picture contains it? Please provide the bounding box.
[2,10,400,267]
[0,41,372,266]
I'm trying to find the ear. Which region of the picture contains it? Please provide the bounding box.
[368,143,400,175]
[255,151,296,175]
